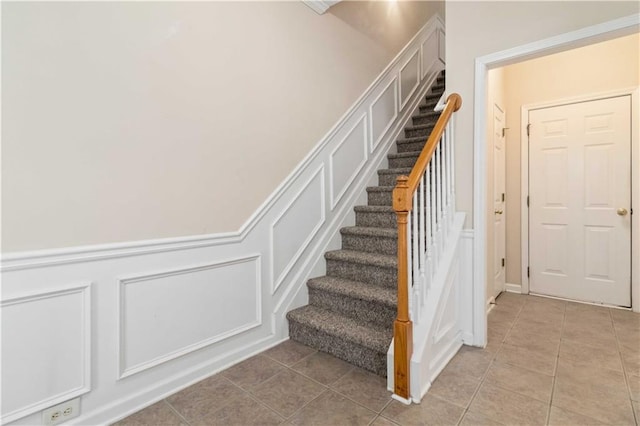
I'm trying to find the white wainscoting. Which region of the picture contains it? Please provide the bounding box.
[1,283,92,424]
[0,14,445,426]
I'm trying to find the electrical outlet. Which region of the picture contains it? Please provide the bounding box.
[42,398,80,425]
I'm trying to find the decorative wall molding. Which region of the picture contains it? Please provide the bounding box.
[329,114,368,209]
[117,255,261,379]
[0,283,92,424]
[302,0,341,14]
[399,49,421,110]
[271,166,326,293]
[0,14,445,425]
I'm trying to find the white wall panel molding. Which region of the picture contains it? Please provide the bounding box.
[421,31,439,80]
[117,255,261,379]
[370,77,398,152]
[399,49,421,110]
[1,283,92,424]
[271,166,325,293]
[0,14,445,425]
[329,114,368,209]
[301,0,341,14]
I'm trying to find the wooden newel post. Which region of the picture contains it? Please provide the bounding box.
[392,175,413,400]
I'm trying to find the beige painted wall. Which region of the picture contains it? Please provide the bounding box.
[446,1,639,231]
[1,1,443,252]
[502,32,640,285]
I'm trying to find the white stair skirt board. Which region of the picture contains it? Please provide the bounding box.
[0,15,445,426]
[387,213,466,403]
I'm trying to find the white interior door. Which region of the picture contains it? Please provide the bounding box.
[528,95,631,307]
[493,104,506,298]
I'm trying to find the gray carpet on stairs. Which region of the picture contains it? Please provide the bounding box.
[286,70,445,377]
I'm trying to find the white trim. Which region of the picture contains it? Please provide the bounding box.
[399,49,421,111]
[0,282,92,424]
[505,282,522,293]
[329,114,368,210]
[301,0,340,14]
[270,166,326,293]
[116,255,262,379]
[520,88,638,307]
[473,14,640,347]
[369,76,399,152]
[391,394,412,405]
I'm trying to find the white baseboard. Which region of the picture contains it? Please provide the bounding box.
[505,282,523,293]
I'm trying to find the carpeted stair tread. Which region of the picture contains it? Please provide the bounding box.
[378,167,412,176]
[325,249,396,269]
[397,135,431,145]
[287,305,392,353]
[405,123,436,132]
[354,205,395,213]
[388,150,421,159]
[340,226,397,239]
[366,185,394,193]
[308,276,396,308]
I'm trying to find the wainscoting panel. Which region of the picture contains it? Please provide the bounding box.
[400,50,420,109]
[271,166,325,293]
[118,256,261,378]
[421,31,439,80]
[370,77,398,152]
[329,115,368,209]
[0,283,91,424]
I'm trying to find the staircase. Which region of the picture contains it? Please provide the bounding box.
[286,71,446,377]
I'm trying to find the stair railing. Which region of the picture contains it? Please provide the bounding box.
[392,93,462,401]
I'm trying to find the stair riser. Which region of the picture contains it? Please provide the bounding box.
[397,140,425,154]
[308,288,396,329]
[412,115,439,126]
[288,320,388,376]
[342,233,397,256]
[367,190,392,206]
[419,104,438,114]
[405,126,434,139]
[355,210,396,228]
[379,172,407,186]
[389,155,418,168]
[326,259,397,289]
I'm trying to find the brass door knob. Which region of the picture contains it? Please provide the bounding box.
[494,210,503,215]
[617,208,628,216]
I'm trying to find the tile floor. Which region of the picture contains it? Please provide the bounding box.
[115,293,640,425]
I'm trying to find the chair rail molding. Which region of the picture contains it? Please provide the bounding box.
[302,0,341,14]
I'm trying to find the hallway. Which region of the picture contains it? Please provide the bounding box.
[116,293,639,425]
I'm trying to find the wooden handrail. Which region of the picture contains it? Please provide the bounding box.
[391,92,462,401]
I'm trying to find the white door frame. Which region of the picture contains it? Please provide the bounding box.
[473,13,640,347]
[520,89,639,305]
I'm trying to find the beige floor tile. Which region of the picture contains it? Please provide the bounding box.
[617,327,640,354]
[553,361,634,424]
[381,394,464,426]
[330,367,391,413]
[250,369,325,418]
[488,307,519,324]
[621,347,640,377]
[287,390,376,425]
[291,351,353,385]
[628,374,640,401]
[558,339,623,372]
[262,340,316,366]
[222,355,284,390]
[555,358,628,396]
[491,299,523,316]
[525,295,566,309]
[504,328,560,355]
[167,376,245,423]
[510,319,562,340]
[495,291,527,305]
[632,400,640,422]
[485,330,505,354]
[467,382,548,426]
[458,410,505,426]
[562,321,617,350]
[371,415,400,426]
[547,405,605,426]
[113,401,187,426]
[440,346,494,379]
[188,394,283,426]
[612,309,640,330]
[495,343,557,376]
[428,368,480,408]
[484,362,553,403]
